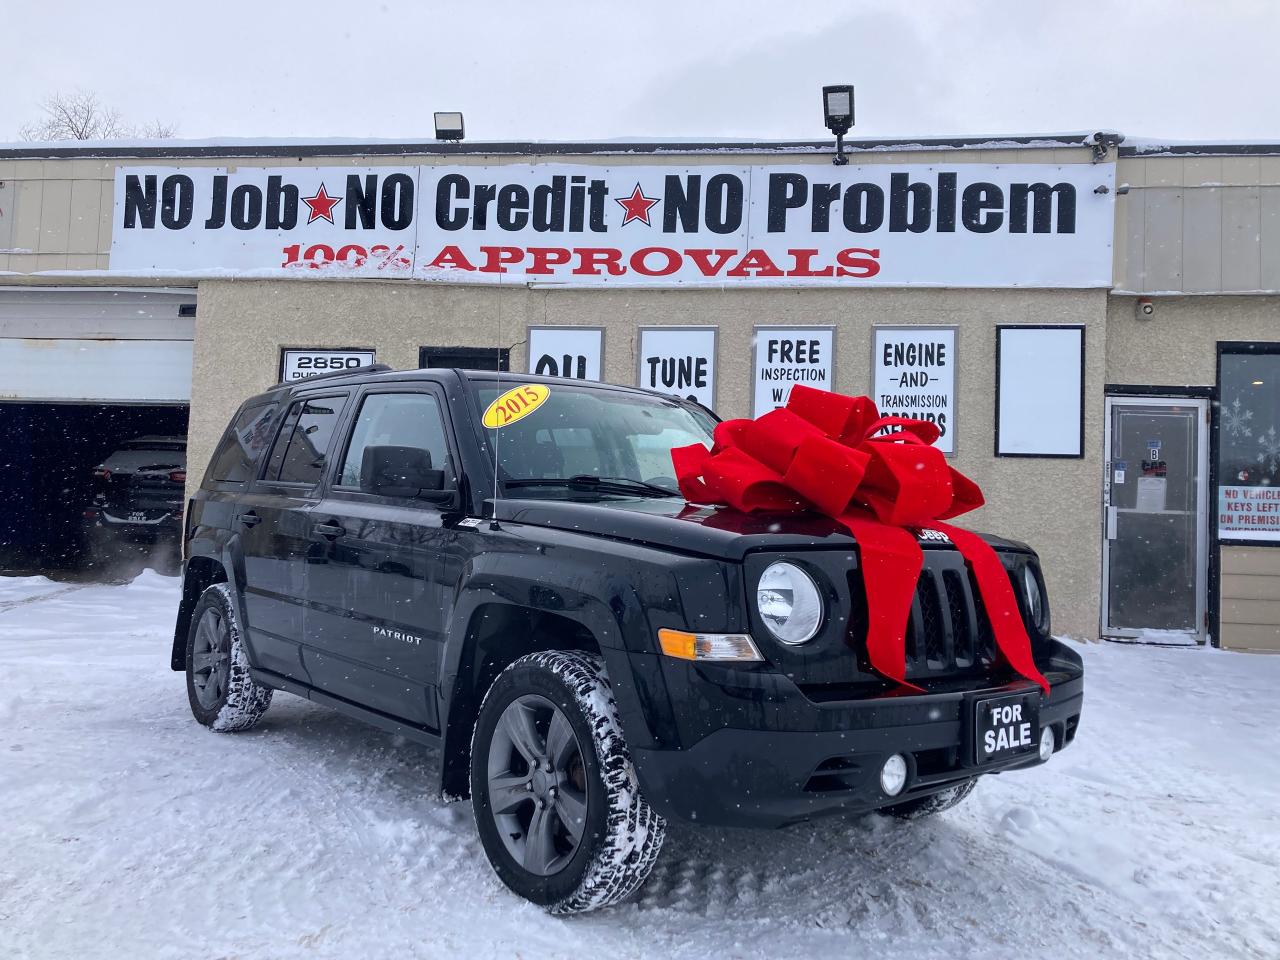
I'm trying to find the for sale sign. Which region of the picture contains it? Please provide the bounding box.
[873,327,957,454]
[752,327,835,416]
[280,348,375,382]
[110,162,1115,288]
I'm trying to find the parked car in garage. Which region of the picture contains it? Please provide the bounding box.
[84,436,186,569]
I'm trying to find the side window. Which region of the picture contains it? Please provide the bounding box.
[262,397,344,486]
[338,392,454,490]
[208,402,278,483]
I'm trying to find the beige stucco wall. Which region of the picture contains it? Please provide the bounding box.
[191,278,1107,638]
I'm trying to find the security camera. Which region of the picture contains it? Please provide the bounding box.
[1136,297,1155,320]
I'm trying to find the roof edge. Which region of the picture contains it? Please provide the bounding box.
[0,133,1097,161]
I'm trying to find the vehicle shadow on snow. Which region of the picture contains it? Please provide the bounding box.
[238,695,1084,939]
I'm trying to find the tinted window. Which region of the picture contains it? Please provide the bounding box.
[208,403,278,483]
[339,392,453,489]
[263,397,344,486]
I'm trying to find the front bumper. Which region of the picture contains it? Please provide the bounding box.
[628,641,1084,829]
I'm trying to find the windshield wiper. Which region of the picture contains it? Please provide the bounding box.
[504,475,679,498]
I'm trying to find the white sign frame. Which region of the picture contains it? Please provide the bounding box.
[995,325,1085,458]
[279,347,376,383]
[526,326,605,381]
[636,326,718,409]
[751,326,836,417]
[872,326,958,456]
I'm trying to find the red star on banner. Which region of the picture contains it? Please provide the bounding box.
[615,183,659,226]
[301,183,341,224]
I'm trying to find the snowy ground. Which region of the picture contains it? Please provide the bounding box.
[1,573,1277,960]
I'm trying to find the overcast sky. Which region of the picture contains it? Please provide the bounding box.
[5,0,1277,145]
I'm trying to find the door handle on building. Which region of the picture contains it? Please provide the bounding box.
[1105,506,1117,540]
[313,522,346,539]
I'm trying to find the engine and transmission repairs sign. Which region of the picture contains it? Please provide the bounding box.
[873,327,957,454]
[109,163,1114,288]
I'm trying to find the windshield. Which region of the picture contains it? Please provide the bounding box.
[471,381,714,497]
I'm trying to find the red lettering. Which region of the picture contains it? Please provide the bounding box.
[787,248,835,277]
[629,247,682,277]
[572,247,625,276]
[427,245,476,271]
[526,247,572,275]
[836,247,881,278]
[479,246,526,273]
[685,248,738,277]
[726,249,784,277]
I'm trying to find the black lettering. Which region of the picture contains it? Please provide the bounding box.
[347,174,377,229]
[203,175,226,229]
[161,174,193,229]
[811,182,840,231]
[473,184,496,230]
[265,175,298,230]
[889,173,931,233]
[586,179,609,232]
[229,184,262,230]
[767,173,807,232]
[937,172,957,232]
[380,174,414,231]
[123,174,157,229]
[704,174,743,234]
[962,183,1004,233]
[532,176,566,232]
[435,174,469,230]
[664,175,700,233]
[1009,182,1075,234]
[842,184,884,232]
[496,184,529,231]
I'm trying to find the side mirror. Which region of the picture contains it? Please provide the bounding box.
[360,445,454,503]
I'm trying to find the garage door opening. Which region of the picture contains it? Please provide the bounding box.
[0,403,190,576]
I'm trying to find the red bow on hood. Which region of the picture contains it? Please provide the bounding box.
[671,384,1047,693]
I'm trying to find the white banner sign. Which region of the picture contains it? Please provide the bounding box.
[527,327,603,381]
[752,327,834,416]
[873,327,956,454]
[110,163,1115,288]
[280,348,375,382]
[637,327,716,407]
[1219,485,1280,541]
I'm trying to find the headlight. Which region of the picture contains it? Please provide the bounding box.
[1022,564,1048,633]
[756,561,823,645]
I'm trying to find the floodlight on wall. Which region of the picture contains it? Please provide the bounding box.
[434,112,465,142]
[822,84,854,166]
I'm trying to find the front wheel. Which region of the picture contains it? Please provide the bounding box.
[185,584,272,732]
[470,650,666,914]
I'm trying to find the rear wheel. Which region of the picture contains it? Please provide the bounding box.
[185,584,272,732]
[470,650,665,914]
[881,778,978,820]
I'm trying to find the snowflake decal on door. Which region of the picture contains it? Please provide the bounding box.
[1258,425,1280,473]
[1223,396,1254,439]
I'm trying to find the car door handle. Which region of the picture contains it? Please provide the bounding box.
[238,512,262,528]
[313,522,346,539]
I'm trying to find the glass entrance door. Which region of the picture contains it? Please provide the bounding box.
[1102,397,1209,643]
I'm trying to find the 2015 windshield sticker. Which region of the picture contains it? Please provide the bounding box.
[483,384,550,428]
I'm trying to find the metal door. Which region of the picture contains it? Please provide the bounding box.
[1102,397,1209,643]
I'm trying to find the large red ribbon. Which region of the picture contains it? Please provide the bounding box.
[672,384,1048,693]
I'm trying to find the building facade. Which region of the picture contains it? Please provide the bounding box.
[1,133,1277,649]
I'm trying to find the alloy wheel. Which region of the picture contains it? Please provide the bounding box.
[190,607,231,710]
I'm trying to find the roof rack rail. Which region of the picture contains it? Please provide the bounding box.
[269,362,391,390]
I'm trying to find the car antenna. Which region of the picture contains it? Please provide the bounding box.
[489,270,504,531]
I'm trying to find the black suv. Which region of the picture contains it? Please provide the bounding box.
[173,366,1084,913]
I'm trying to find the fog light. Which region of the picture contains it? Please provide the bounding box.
[1039,727,1055,762]
[879,754,908,797]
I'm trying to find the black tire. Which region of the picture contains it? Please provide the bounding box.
[881,778,978,820]
[470,650,666,914]
[185,583,272,732]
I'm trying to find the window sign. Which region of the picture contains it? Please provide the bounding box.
[280,348,375,382]
[995,326,1085,457]
[752,327,835,417]
[527,327,604,381]
[637,327,717,408]
[1218,347,1280,542]
[873,327,957,454]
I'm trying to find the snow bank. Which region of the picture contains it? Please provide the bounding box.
[0,573,1276,959]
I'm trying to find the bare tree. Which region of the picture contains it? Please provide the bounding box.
[19,90,176,141]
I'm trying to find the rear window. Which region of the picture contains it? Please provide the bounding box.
[207,403,279,483]
[263,397,345,486]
